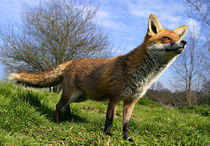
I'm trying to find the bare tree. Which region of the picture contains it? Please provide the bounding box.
[200,80,210,105]
[185,0,209,25]
[170,27,208,106]
[0,0,111,74]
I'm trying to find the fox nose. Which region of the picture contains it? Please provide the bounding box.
[181,40,187,45]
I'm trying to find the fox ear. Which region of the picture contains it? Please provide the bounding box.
[173,25,188,39]
[148,14,163,36]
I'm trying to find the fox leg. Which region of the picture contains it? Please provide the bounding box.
[65,104,71,116]
[122,101,136,142]
[56,90,82,122]
[104,99,119,135]
[56,92,70,122]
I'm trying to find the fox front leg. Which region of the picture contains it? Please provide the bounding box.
[122,101,136,142]
[104,99,119,136]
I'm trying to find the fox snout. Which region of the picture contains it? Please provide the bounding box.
[181,40,187,46]
[177,40,187,53]
[164,40,187,54]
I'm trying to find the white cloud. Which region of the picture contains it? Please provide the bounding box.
[96,10,119,29]
[95,8,132,32]
[184,18,201,32]
[184,18,205,39]
[127,0,187,29]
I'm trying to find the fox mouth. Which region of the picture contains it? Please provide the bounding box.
[165,46,185,54]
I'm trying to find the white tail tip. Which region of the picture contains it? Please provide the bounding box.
[7,73,18,82]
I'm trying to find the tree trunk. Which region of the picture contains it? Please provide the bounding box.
[186,80,192,106]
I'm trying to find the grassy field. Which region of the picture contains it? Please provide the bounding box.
[0,82,209,145]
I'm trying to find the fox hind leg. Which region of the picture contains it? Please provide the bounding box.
[56,90,82,122]
[65,104,71,116]
[56,92,69,122]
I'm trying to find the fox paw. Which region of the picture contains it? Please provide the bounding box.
[123,136,134,142]
[104,132,113,137]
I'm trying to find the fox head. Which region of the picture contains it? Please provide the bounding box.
[144,14,188,59]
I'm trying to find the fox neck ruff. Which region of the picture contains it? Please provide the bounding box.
[122,49,175,102]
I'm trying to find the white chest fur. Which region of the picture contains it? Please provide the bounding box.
[122,53,176,101]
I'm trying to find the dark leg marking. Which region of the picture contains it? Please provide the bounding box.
[122,101,136,142]
[104,116,114,136]
[65,104,71,116]
[104,100,119,136]
[123,121,134,142]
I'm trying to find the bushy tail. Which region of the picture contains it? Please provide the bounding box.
[8,61,72,87]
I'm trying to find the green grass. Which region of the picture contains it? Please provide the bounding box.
[0,82,209,145]
[177,105,210,117]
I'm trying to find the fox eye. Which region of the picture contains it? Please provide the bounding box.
[162,37,171,40]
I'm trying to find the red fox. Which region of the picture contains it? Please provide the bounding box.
[8,14,188,141]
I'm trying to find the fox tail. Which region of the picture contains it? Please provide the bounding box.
[8,61,71,87]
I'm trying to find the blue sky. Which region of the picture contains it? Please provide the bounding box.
[0,0,202,90]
